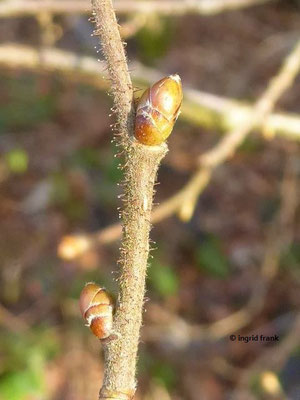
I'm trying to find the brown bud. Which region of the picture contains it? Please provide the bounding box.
[79,283,114,340]
[134,74,182,146]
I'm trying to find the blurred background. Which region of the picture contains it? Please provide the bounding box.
[0,0,300,399]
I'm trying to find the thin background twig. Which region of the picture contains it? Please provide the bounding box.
[0,44,299,141]
[0,0,273,18]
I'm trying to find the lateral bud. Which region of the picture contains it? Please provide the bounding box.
[79,282,114,340]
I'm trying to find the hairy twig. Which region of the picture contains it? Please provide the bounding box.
[90,0,171,398]
[91,0,133,147]
[1,43,300,141]
[0,0,273,18]
[102,142,167,399]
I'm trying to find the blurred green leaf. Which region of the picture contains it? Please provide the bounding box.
[0,369,44,400]
[65,200,87,221]
[0,76,56,132]
[136,17,174,65]
[51,173,70,204]
[94,179,118,207]
[93,148,123,207]
[148,261,179,297]
[281,242,300,269]
[69,147,102,169]
[101,150,123,183]
[1,329,59,371]
[0,330,58,400]
[5,149,28,174]
[50,171,87,221]
[195,235,230,278]
[259,196,280,223]
[139,353,176,391]
[151,361,176,390]
[249,372,262,397]
[239,136,263,154]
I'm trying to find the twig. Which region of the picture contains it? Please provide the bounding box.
[120,14,148,39]
[260,144,299,281]
[201,40,300,169]
[0,0,273,18]
[178,39,300,218]
[103,143,167,399]
[232,314,300,400]
[91,0,133,146]
[1,43,300,142]
[202,145,299,339]
[91,1,170,398]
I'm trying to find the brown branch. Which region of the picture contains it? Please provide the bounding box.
[178,39,300,219]
[0,0,273,18]
[91,0,133,147]
[200,40,300,169]
[102,142,167,399]
[1,43,300,142]
[90,1,171,398]
[202,146,299,339]
[119,14,148,39]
